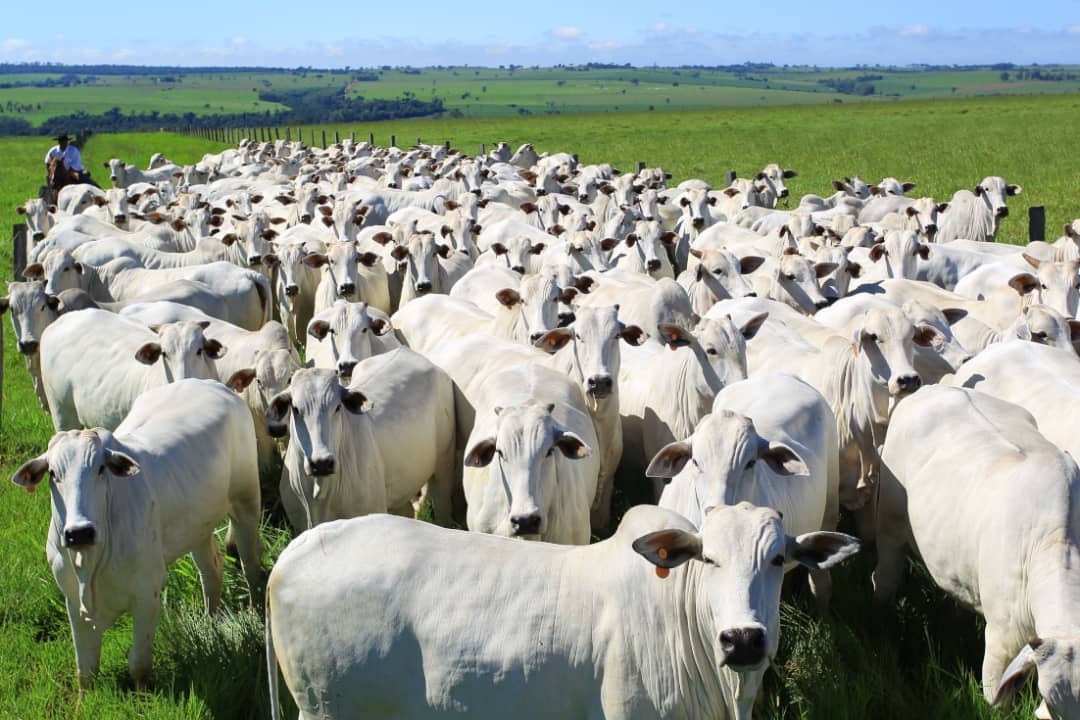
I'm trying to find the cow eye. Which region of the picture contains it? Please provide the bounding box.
[712,268,724,275]
[746,459,756,468]
[771,555,785,567]
[98,466,105,475]
[63,267,70,272]
[783,273,796,281]
[196,348,203,356]
[706,348,718,356]
[1041,283,1048,290]
[1033,331,1047,340]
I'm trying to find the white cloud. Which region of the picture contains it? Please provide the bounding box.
[647,22,674,33]
[587,40,622,51]
[230,35,248,46]
[1066,24,1080,34]
[551,26,584,40]
[112,48,134,60]
[1,38,30,52]
[898,24,931,36]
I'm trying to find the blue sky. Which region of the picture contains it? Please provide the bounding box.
[2,0,1078,67]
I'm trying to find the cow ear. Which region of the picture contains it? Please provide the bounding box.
[371,317,390,336]
[262,253,279,268]
[135,342,162,365]
[619,324,648,346]
[632,528,702,569]
[307,319,331,340]
[371,231,394,245]
[695,264,705,282]
[302,253,328,268]
[358,252,379,267]
[722,187,739,198]
[739,312,768,340]
[520,202,538,214]
[557,287,579,305]
[660,231,677,246]
[974,185,985,196]
[226,368,257,393]
[832,180,846,192]
[869,243,886,262]
[534,328,574,354]
[941,308,967,325]
[913,325,939,348]
[847,262,863,278]
[739,255,765,274]
[548,225,565,237]
[203,338,227,359]
[600,237,619,252]
[267,392,292,437]
[23,263,44,280]
[495,288,521,308]
[759,440,808,476]
[814,262,839,278]
[1008,273,1039,297]
[220,233,238,247]
[390,245,410,262]
[1006,184,1022,197]
[15,205,26,215]
[646,440,692,479]
[991,642,1041,708]
[553,431,591,459]
[657,323,692,348]
[341,389,370,414]
[528,242,546,255]
[937,202,950,214]
[464,437,497,468]
[902,182,917,192]
[783,169,798,179]
[786,531,860,570]
[105,450,141,477]
[491,243,508,256]
[573,275,595,294]
[12,455,49,490]
[275,195,295,205]
[905,206,918,218]
[917,244,930,260]
[1022,253,1041,269]
[624,234,638,247]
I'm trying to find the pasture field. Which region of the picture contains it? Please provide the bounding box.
[1,64,1078,125]
[3,93,1077,718]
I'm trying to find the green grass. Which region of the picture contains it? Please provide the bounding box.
[2,95,1078,717]
[2,65,1079,126]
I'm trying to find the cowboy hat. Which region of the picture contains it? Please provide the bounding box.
[56,133,70,143]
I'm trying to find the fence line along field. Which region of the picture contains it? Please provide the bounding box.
[2,93,1077,719]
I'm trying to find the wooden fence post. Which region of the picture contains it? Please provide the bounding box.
[286,127,291,141]
[275,127,281,140]
[636,161,646,173]
[479,143,486,156]
[1029,206,1046,243]
[322,130,327,149]
[444,140,451,151]
[391,134,396,148]
[334,131,340,145]
[310,129,315,147]
[369,132,374,145]
[13,223,28,282]
[724,170,737,186]
[417,136,422,147]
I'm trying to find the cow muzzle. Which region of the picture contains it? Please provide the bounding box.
[337,360,357,379]
[509,513,542,537]
[338,283,356,296]
[692,217,705,229]
[415,281,433,294]
[779,189,789,198]
[646,259,662,272]
[719,626,766,669]
[248,255,262,266]
[895,374,922,396]
[300,214,313,224]
[63,524,97,548]
[114,214,127,225]
[558,312,576,326]
[309,456,336,476]
[586,375,614,399]
[33,232,46,242]
[996,207,1009,219]
[18,340,39,355]
[284,284,300,297]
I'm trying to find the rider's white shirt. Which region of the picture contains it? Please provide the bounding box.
[45,144,85,173]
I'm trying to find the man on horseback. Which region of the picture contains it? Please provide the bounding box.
[45,133,99,191]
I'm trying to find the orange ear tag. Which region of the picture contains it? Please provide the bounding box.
[26,485,35,494]
[658,547,669,559]
[655,566,670,579]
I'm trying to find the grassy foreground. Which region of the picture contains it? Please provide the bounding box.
[3,95,1075,718]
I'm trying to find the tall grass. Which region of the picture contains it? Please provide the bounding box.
[1,96,1077,718]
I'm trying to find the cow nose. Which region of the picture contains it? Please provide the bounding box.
[512,265,526,274]
[646,259,662,271]
[744,291,758,298]
[814,299,830,311]
[536,189,547,196]
[529,331,545,343]
[33,232,46,242]
[509,513,542,536]
[996,207,1009,219]
[64,524,97,548]
[337,360,357,378]
[692,217,705,229]
[18,340,39,355]
[586,375,613,398]
[558,312,575,326]
[114,214,127,224]
[780,189,789,198]
[896,374,922,395]
[309,456,336,476]
[924,224,937,235]
[959,354,974,365]
[248,255,262,266]
[284,284,299,297]
[579,194,589,202]
[416,281,433,293]
[470,189,483,196]
[300,214,312,224]
[339,283,356,296]
[719,627,766,668]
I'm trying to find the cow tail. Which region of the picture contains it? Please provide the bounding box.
[266,590,282,720]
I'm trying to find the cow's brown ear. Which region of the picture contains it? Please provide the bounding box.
[104,450,140,477]
[267,392,292,437]
[371,231,394,245]
[619,324,648,347]
[23,263,44,280]
[302,253,329,268]
[134,342,162,365]
[226,368,257,393]
[913,325,938,348]
[12,455,49,490]
[203,338,227,359]
[657,324,692,349]
[533,328,573,354]
[1008,273,1039,297]
[341,389,370,414]
[646,440,692,479]
[358,252,379,267]
[632,528,702,569]
[495,288,521,308]
[464,437,497,468]
[740,256,765,274]
[0,297,8,315]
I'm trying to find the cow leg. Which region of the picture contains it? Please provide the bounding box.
[873,465,910,605]
[229,509,265,604]
[66,598,103,689]
[191,534,224,614]
[128,584,162,688]
[981,628,1014,705]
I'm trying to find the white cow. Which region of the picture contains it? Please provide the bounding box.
[874,385,1080,716]
[1,281,61,410]
[676,249,762,318]
[937,176,1022,243]
[462,363,600,544]
[268,351,455,530]
[651,373,841,606]
[305,300,400,379]
[306,241,392,315]
[266,503,858,720]
[40,309,226,431]
[12,379,262,687]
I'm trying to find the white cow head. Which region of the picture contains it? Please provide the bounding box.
[868,230,929,281]
[26,248,84,295]
[850,306,926,397]
[993,636,1080,720]
[677,188,716,231]
[531,305,647,402]
[488,235,545,275]
[685,249,761,313]
[307,300,394,379]
[266,240,322,304]
[1013,255,1080,319]
[137,321,227,382]
[303,242,380,300]
[464,399,591,539]
[1,281,61,355]
[649,410,810,528]
[656,314,767,388]
[807,244,860,302]
[391,231,452,298]
[222,210,284,267]
[492,273,563,344]
[900,300,972,375]
[609,221,676,277]
[633,503,858,670]
[771,252,837,314]
[16,198,55,241]
[974,176,1022,221]
[1009,304,1080,353]
[872,177,917,197]
[832,176,872,199]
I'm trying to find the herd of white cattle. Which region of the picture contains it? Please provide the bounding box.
[6,136,1080,718]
